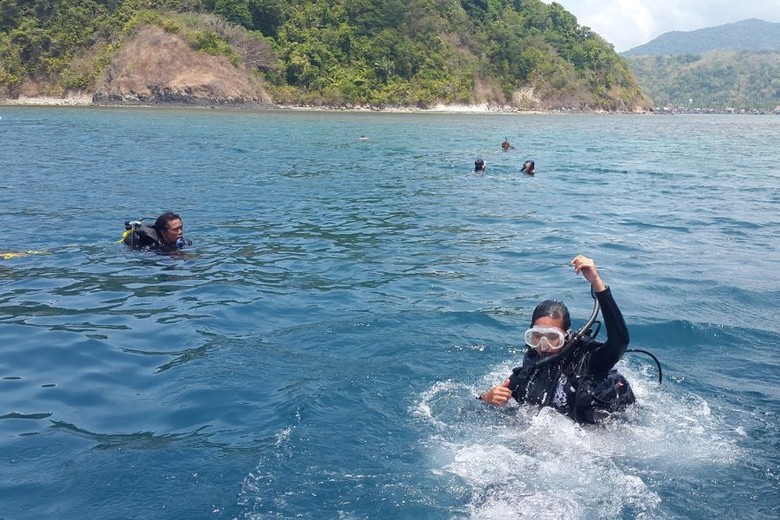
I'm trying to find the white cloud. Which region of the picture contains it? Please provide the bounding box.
[548,0,780,51]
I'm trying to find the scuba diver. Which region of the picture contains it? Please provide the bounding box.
[474,159,486,172]
[478,255,636,424]
[501,138,513,151]
[521,160,535,175]
[122,211,190,251]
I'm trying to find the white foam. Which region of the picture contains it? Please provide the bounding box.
[415,361,742,518]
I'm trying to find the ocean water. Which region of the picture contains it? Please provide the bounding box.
[0,107,778,519]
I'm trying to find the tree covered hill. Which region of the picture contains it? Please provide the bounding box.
[626,51,780,111]
[0,0,649,110]
[622,18,780,57]
[621,19,780,111]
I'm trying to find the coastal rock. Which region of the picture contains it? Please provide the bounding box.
[93,26,270,106]
[512,87,542,110]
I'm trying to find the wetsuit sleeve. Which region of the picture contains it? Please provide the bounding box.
[587,286,629,376]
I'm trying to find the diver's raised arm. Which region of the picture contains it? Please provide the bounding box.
[572,256,629,373]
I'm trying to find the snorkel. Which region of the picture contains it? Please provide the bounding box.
[531,289,600,369]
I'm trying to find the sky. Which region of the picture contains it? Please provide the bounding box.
[547,0,780,52]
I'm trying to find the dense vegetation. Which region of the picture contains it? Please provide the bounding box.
[0,0,647,109]
[627,51,780,111]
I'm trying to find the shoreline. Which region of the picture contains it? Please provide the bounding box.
[2,96,773,115]
[0,95,633,115]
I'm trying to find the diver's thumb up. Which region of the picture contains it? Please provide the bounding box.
[480,380,512,406]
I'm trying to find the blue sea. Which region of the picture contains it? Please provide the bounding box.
[0,107,778,519]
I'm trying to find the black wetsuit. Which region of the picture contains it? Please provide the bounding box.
[123,224,173,251]
[508,287,634,423]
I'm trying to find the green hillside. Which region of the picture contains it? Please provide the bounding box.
[627,51,780,111]
[622,19,780,111]
[0,0,649,110]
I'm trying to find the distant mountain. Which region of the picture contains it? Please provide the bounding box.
[622,18,780,56]
[621,18,780,110]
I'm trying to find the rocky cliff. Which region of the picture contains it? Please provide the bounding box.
[92,26,270,106]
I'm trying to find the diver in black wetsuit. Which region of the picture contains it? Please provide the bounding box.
[521,160,535,175]
[478,255,635,423]
[123,211,190,252]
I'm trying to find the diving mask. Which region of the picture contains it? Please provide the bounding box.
[524,326,567,353]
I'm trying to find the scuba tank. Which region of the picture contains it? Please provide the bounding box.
[120,219,155,248]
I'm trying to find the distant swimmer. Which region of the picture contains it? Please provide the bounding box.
[474,159,486,172]
[501,138,513,151]
[521,160,535,175]
[121,211,191,252]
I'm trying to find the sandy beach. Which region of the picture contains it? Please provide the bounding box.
[0,95,94,106]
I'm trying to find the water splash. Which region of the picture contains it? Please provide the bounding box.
[414,363,742,518]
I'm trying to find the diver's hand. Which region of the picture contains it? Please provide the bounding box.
[480,380,512,406]
[571,255,607,292]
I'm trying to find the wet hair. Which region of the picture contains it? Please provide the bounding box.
[531,299,571,330]
[154,211,181,234]
[474,159,485,171]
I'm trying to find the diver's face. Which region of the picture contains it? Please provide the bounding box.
[528,316,567,355]
[161,219,183,245]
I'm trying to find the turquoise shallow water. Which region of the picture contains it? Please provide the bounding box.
[0,107,778,519]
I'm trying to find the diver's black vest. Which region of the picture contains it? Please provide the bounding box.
[123,224,164,250]
[508,338,635,424]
